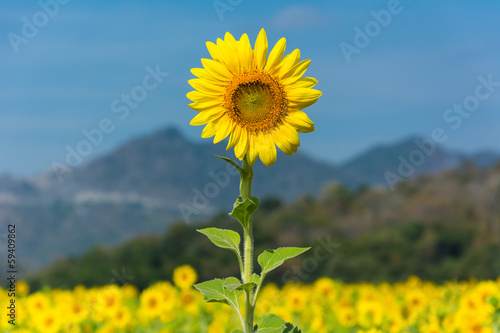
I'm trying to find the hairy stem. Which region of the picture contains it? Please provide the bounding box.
[244,226,254,332]
[241,157,255,333]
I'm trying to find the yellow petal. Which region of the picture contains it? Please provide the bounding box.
[272,129,294,156]
[188,79,225,95]
[288,99,320,110]
[188,100,222,112]
[287,77,318,89]
[217,38,240,75]
[281,59,311,86]
[213,118,234,143]
[186,91,216,102]
[280,122,300,147]
[206,41,221,61]
[286,111,315,133]
[201,121,218,138]
[226,126,241,150]
[238,33,254,71]
[258,134,277,167]
[254,28,268,70]
[201,58,233,82]
[189,107,225,126]
[191,68,228,86]
[190,68,206,78]
[265,37,286,71]
[234,129,249,159]
[239,33,251,49]
[246,136,259,165]
[224,32,237,46]
[287,88,322,103]
[276,49,301,78]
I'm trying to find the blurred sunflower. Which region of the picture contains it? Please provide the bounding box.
[139,287,165,319]
[33,310,62,333]
[187,28,322,166]
[173,264,198,290]
[16,280,30,297]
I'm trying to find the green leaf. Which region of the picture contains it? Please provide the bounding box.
[197,228,241,257]
[194,277,242,311]
[224,281,257,292]
[230,195,260,228]
[215,154,244,177]
[250,273,260,285]
[282,323,302,333]
[255,314,285,333]
[232,330,245,333]
[258,247,310,276]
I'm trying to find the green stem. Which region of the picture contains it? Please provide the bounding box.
[240,158,253,200]
[241,157,255,333]
[244,226,254,332]
[252,275,265,307]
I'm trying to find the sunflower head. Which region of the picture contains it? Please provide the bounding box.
[187,28,321,166]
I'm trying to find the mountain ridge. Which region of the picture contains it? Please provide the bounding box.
[0,126,499,273]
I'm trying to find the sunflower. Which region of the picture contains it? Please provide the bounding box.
[173,264,198,290]
[187,28,322,166]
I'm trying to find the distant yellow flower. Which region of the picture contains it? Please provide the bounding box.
[336,306,356,327]
[26,291,50,315]
[285,287,307,312]
[16,281,30,297]
[405,289,427,321]
[313,277,337,300]
[33,310,62,333]
[155,281,178,312]
[140,287,164,319]
[180,289,201,316]
[357,300,384,328]
[111,305,131,329]
[474,281,499,304]
[94,285,122,319]
[173,264,198,290]
[64,299,89,324]
[187,28,321,166]
[122,283,139,299]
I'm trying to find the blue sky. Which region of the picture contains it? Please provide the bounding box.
[1,0,499,176]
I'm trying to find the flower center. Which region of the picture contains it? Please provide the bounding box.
[224,70,287,133]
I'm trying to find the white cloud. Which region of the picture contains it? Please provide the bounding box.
[269,5,333,30]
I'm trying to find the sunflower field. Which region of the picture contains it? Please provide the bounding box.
[2,265,500,333]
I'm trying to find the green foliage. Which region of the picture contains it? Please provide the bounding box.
[251,314,302,333]
[282,323,302,333]
[258,247,310,277]
[255,314,285,333]
[230,196,260,229]
[197,228,241,259]
[224,281,257,293]
[194,277,243,311]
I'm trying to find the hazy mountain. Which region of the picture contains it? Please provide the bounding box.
[341,137,462,185]
[341,137,500,186]
[0,127,498,273]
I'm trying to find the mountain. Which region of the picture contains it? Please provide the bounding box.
[38,127,349,208]
[341,136,500,186]
[0,127,498,273]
